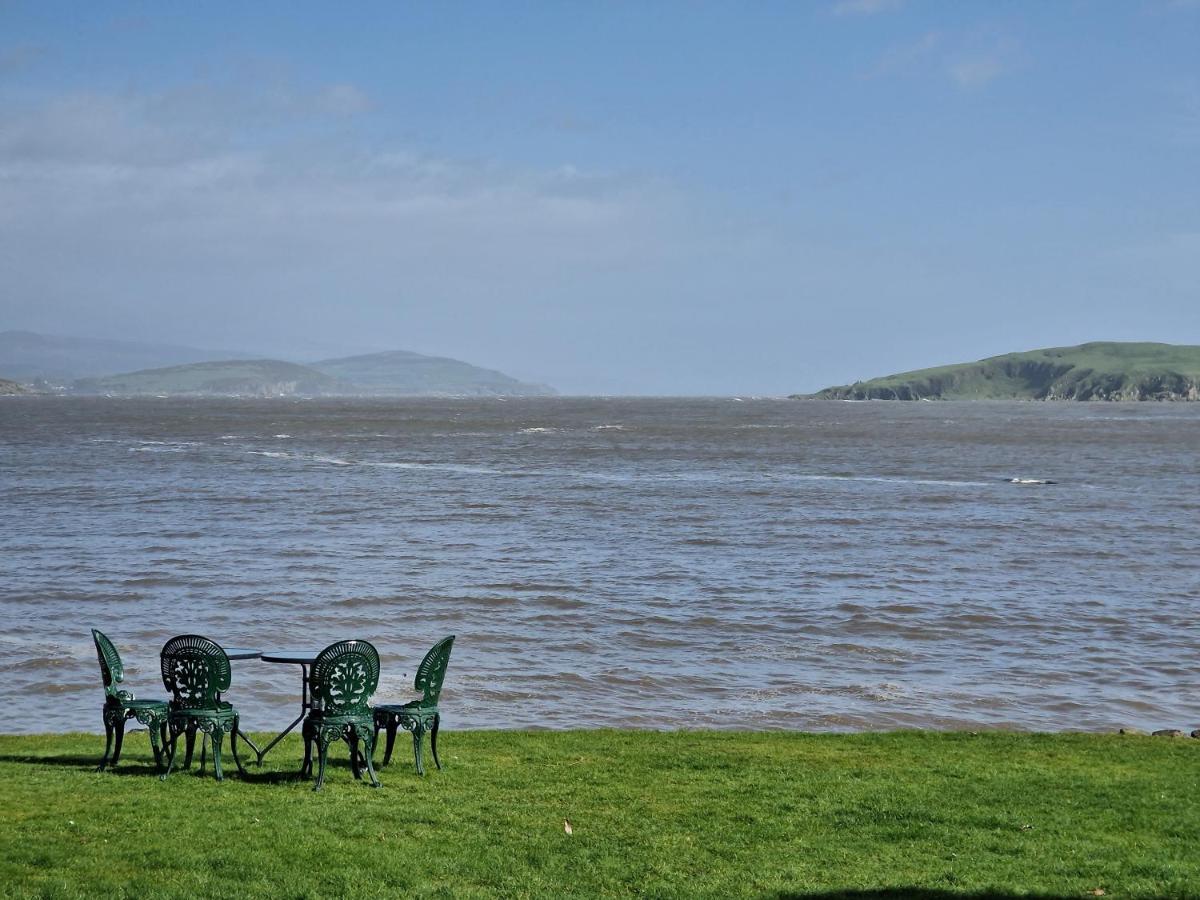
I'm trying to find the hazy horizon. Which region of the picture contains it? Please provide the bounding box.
[7,327,1200,398]
[2,3,1198,394]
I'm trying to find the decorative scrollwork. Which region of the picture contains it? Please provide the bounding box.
[304,641,382,789]
[372,638,453,775]
[130,705,169,728]
[414,636,455,703]
[310,641,379,716]
[92,629,125,698]
[160,634,231,709]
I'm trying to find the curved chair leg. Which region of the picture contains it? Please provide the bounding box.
[161,724,181,781]
[430,713,442,771]
[97,716,114,773]
[211,730,224,782]
[360,727,381,788]
[199,733,208,774]
[230,717,247,778]
[412,724,425,776]
[183,724,197,769]
[148,719,164,771]
[110,716,127,767]
[313,734,332,791]
[383,718,398,766]
[349,730,362,780]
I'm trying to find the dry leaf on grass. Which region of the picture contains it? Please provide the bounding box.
[564,819,573,835]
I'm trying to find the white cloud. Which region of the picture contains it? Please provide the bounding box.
[947,33,1021,89]
[832,0,903,16]
[315,83,371,116]
[868,31,942,78]
[0,78,715,372]
[948,55,1006,89]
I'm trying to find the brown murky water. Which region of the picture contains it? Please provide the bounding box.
[2,396,1197,734]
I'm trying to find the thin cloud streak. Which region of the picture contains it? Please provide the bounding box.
[0,80,751,388]
[947,32,1021,89]
[832,0,904,16]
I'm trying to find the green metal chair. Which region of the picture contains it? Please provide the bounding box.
[373,635,455,776]
[91,628,170,773]
[159,634,246,782]
[301,639,381,791]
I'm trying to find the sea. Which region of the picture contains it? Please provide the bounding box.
[1,396,1197,735]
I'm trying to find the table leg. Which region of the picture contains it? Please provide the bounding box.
[236,728,263,761]
[255,664,310,764]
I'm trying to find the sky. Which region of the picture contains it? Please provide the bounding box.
[1,1,1197,395]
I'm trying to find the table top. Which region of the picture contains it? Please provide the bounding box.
[222,647,263,661]
[261,649,323,665]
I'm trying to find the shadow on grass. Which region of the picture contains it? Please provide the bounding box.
[0,752,383,786]
[778,891,1068,899]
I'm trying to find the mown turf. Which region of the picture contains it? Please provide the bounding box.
[0,731,1196,898]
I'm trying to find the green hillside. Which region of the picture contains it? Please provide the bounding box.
[802,342,1200,401]
[1,331,557,396]
[313,350,555,396]
[72,359,343,397]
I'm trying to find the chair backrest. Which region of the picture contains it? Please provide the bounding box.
[160,634,231,709]
[92,628,124,699]
[310,640,380,716]
[413,635,455,705]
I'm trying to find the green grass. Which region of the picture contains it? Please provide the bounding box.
[1,731,1197,898]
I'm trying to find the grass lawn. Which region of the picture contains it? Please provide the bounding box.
[0,730,1196,898]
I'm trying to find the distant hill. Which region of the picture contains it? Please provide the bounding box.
[0,330,557,396]
[801,342,1200,401]
[312,350,555,396]
[0,330,255,383]
[73,360,344,397]
[0,377,24,395]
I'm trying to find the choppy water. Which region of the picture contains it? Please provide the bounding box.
[1,397,1198,735]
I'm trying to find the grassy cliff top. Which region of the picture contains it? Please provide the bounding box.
[805,342,1200,401]
[880,342,1200,383]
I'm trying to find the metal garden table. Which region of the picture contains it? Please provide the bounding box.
[221,647,264,760]
[256,649,324,763]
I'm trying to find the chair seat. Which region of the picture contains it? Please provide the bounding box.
[375,700,434,714]
[121,699,169,711]
[170,706,238,720]
[307,711,373,727]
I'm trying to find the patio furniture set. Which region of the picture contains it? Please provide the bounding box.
[91,629,455,790]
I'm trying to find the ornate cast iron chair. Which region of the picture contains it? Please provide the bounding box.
[373,635,455,776]
[91,628,170,773]
[159,634,246,782]
[301,639,381,791]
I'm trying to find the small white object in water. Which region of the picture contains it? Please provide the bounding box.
[1007,477,1057,485]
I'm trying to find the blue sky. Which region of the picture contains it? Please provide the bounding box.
[1,1,1197,394]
